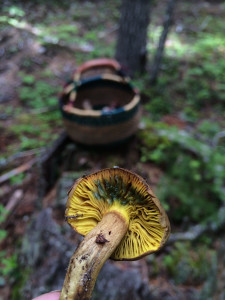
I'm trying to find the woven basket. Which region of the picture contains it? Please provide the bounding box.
[59,59,141,146]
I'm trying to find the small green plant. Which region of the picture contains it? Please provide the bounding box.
[0,206,28,298]
[0,205,18,284]
[9,173,25,185]
[0,204,29,299]
[0,204,8,242]
[163,242,214,285]
[0,251,18,277]
[21,74,35,85]
[19,79,60,109]
[3,6,25,17]
[38,23,79,44]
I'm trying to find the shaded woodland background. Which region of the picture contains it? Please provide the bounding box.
[0,0,225,299]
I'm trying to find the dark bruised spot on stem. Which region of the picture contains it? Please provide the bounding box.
[109,231,111,235]
[95,233,109,244]
[79,254,88,263]
[81,255,88,260]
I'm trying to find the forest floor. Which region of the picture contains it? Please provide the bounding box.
[0,0,225,299]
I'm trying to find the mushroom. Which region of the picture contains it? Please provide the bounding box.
[60,167,170,300]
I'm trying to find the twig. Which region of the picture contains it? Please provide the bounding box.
[0,147,45,171]
[0,158,37,185]
[150,0,176,84]
[5,189,23,212]
[199,15,211,31]
[167,205,225,245]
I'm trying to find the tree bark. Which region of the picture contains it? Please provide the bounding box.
[115,0,152,75]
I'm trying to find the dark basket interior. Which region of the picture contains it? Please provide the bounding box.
[62,79,135,111]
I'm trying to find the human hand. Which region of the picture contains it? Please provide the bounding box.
[32,291,60,300]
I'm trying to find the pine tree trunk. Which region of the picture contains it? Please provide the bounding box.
[115,0,152,75]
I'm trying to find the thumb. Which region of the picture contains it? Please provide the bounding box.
[32,291,60,300]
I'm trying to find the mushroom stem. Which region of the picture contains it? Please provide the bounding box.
[60,211,128,300]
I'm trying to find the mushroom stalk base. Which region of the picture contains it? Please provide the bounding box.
[60,211,128,300]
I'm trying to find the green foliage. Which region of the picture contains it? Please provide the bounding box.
[87,42,115,60]
[0,252,18,277]
[0,229,7,241]
[0,71,63,153]
[0,249,26,300]
[9,173,25,186]
[8,71,63,151]
[0,205,17,285]
[177,60,225,109]
[3,6,25,17]
[145,96,172,118]
[37,110,61,122]
[163,242,215,285]
[19,77,60,109]
[10,122,49,136]
[0,207,28,296]
[0,204,8,224]
[197,120,220,139]
[17,132,51,151]
[0,204,8,242]
[38,23,79,44]
[138,48,225,119]
[138,120,225,222]
[141,7,225,123]
[0,5,26,31]
[8,103,61,151]
[21,74,35,85]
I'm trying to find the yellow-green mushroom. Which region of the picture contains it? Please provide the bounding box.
[60,167,170,300]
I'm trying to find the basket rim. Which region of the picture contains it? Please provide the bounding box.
[60,76,140,117]
[64,74,130,94]
[62,94,140,117]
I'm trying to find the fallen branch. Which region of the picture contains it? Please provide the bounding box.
[167,205,225,245]
[0,158,37,185]
[0,147,45,171]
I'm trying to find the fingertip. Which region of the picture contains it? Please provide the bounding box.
[32,291,60,300]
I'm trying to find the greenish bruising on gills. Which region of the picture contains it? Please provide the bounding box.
[93,176,149,206]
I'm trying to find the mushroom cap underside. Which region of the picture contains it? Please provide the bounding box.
[65,167,170,260]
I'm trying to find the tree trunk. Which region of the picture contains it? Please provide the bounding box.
[115,0,152,76]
